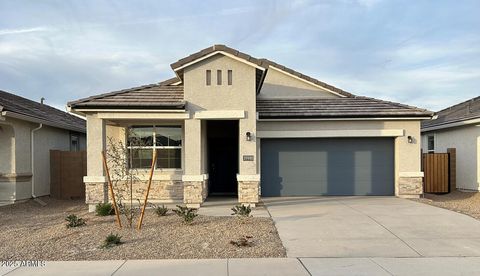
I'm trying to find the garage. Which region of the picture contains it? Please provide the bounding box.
[260,137,394,196]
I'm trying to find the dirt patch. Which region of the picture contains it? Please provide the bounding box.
[412,191,480,220]
[0,198,286,261]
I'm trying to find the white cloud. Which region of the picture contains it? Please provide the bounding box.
[0,26,51,36]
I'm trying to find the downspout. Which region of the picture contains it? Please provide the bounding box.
[31,123,43,199]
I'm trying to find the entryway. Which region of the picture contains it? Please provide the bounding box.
[207,120,238,196]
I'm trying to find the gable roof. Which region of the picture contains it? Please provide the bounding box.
[422,96,480,131]
[257,97,432,119]
[0,90,85,132]
[68,83,184,110]
[170,44,353,97]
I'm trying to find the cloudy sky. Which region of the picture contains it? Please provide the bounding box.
[0,0,479,111]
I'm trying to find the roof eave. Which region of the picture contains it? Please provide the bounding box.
[2,111,86,133]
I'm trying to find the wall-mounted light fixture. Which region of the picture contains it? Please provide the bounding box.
[246,132,252,141]
[407,135,413,143]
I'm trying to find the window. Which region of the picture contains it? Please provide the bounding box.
[228,70,232,85]
[127,126,182,169]
[217,70,222,85]
[427,135,435,153]
[206,70,211,85]
[70,134,79,151]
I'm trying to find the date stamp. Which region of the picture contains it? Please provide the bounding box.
[1,260,46,267]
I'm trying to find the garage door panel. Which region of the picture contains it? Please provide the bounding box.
[261,138,394,196]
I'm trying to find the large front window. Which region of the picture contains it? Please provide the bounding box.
[127,126,182,169]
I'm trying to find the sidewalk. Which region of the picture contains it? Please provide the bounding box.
[3,257,480,276]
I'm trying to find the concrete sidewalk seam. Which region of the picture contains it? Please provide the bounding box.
[337,199,423,257]
[369,258,394,275]
[297,258,312,276]
[3,266,20,276]
[111,260,127,276]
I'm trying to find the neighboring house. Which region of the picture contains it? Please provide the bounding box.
[68,45,432,210]
[421,96,480,191]
[0,90,86,204]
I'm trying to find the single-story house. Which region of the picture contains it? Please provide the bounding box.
[0,90,86,204]
[68,45,432,210]
[421,96,480,191]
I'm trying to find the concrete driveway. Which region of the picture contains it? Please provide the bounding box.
[263,197,480,258]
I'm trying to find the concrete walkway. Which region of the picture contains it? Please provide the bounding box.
[3,257,480,276]
[263,196,480,258]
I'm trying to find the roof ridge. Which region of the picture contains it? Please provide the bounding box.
[435,95,480,114]
[354,96,431,112]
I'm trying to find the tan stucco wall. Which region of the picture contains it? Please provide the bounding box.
[183,54,258,175]
[258,68,340,98]
[422,125,480,190]
[258,120,422,195]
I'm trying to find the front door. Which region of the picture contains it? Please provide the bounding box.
[207,121,238,195]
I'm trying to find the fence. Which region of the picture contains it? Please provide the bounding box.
[422,153,450,193]
[50,150,86,199]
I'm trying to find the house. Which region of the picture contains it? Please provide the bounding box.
[0,90,86,204]
[421,96,480,191]
[68,45,432,210]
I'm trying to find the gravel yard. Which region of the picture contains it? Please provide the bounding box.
[412,191,480,220]
[0,198,286,261]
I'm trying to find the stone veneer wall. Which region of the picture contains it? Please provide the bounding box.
[85,180,183,206]
[183,180,207,208]
[238,181,260,206]
[398,177,423,197]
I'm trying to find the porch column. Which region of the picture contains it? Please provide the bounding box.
[183,119,206,208]
[84,114,108,212]
[237,117,260,207]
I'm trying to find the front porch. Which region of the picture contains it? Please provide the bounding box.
[82,111,260,211]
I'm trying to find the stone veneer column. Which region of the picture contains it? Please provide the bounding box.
[84,114,107,212]
[398,172,424,198]
[182,176,207,208]
[237,175,260,207]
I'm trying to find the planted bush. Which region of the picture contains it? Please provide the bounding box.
[173,205,198,224]
[153,204,169,216]
[65,214,86,228]
[95,202,114,216]
[101,233,122,248]
[231,204,252,217]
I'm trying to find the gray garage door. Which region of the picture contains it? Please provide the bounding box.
[261,138,394,196]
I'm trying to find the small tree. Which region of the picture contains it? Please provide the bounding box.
[106,129,148,228]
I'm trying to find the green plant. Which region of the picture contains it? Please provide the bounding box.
[153,204,169,216]
[172,205,198,224]
[101,233,122,248]
[231,204,252,217]
[95,202,114,216]
[65,214,86,228]
[230,235,254,247]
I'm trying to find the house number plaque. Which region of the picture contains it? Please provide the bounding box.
[243,155,254,161]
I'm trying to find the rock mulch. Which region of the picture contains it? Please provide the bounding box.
[0,198,286,261]
[412,191,480,220]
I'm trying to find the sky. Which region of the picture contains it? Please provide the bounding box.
[0,0,479,112]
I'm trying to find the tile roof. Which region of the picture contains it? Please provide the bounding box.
[68,84,185,109]
[422,96,480,129]
[257,97,433,119]
[0,90,85,132]
[170,44,353,97]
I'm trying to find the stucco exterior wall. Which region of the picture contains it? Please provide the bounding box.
[258,68,340,98]
[257,120,422,196]
[422,125,480,190]
[183,54,258,176]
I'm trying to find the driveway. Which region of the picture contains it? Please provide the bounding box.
[263,197,480,258]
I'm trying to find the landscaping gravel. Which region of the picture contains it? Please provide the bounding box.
[0,198,286,261]
[412,191,480,220]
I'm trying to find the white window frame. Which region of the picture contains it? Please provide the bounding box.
[127,125,182,170]
[427,134,435,153]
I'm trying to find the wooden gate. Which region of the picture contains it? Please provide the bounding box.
[50,150,86,199]
[422,153,450,193]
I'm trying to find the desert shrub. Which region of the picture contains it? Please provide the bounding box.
[101,233,122,248]
[95,202,114,216]
[230,236,254,247]
[153,204,169,216]
[65,214,86,228]
[172,205,198,224]
[231,204,252,217]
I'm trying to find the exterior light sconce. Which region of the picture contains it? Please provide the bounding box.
[246,132,252,141]
[407,136,413,143]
